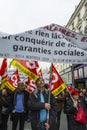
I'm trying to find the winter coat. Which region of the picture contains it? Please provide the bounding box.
[83,94,87,123]
[27,89,58,130]
[1,93,12,115]
[0,92,2,125]
[55,93,65,112]
[65,98,86,130]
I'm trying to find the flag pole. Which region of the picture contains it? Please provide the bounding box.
[46,62,52,127]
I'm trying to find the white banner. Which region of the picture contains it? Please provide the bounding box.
[0,24,87,63]
[45,24,87,50]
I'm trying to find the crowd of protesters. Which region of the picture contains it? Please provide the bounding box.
[0,78,87,130]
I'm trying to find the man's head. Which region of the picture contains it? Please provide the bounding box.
[18,81,25,91]
[2,88,8,96]
[35,77,45,91]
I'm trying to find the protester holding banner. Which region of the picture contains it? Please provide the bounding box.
[27,77,58,130]
[11,81,29,130]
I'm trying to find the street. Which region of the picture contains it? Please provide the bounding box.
[8,111,67,130]
[60,111,67,130]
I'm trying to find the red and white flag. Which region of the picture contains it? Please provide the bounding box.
[0,58,8,83]
[0,58,7,76]
[49,64,66,96]
[11,59,39,81]
[5,70,20,91]
[26,77,36,93]
[37,68,43,77]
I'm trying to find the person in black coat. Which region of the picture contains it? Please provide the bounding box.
[55,92,65,130]
[1,87,12,130]
[0,90,2,130]
[27,77,58,130]
[65,89,86,130]
[83,89,87,125]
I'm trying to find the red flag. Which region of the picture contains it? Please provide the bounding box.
[11,59,39,81]
[0,58,8,84]
[5,70,20,91]
[50,64,66,96]
[26,77,37,93]
[0,58,7,76]
[37,68,43,77]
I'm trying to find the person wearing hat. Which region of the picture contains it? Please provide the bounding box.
[64,89,86,130]
[11,81,29,130]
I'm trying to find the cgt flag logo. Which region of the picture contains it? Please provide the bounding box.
[10,59,39,81]
[51,64,66,96]
[26,77,36,93]
[5,70,20,91]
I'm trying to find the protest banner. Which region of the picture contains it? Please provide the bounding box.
[0,24,87,63]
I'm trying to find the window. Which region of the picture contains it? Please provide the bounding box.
[84,66,87,77]
[74,70,78,80]
[85,3,87,12]
[78,68,83,79]
[78,26,82,33]
[72,22,75,31]
[78,13,81,21]
[84,25,87,33]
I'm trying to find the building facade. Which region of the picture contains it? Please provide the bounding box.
[66,0,87,89]
[53,0,87,89]
[73,64,87,89]
[66,0,87,35]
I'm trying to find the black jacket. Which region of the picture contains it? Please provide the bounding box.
[27,88,58,130]
[0,93,12,115]
[65,98,86,130]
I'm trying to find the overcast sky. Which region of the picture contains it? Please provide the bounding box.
[0,0,81,69]
[0,0,81,34]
